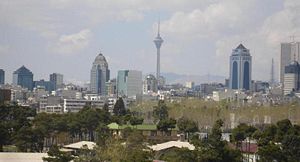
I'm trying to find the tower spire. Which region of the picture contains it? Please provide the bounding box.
[157,17,160,37]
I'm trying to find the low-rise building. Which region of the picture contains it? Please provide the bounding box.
[0,89,11,104]
[107,122,179,142]
[63,98,105,113]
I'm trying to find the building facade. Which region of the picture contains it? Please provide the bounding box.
[90,53,110,95]
[50,73,64,90]
[106,79,116,96]
[283,61,300,95]
[63,98,105,113]
[280,42,300,83]
[229,44,252,90]
[143,74,158,94]
[0,69,4,85]
[13,66,34,90]
[0,89,11,104]
[117,70,142,98]
[33,79,54,92]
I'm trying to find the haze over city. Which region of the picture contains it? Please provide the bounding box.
[1,0,300,84]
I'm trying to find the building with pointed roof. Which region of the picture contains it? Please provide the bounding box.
[90,53,110,95]
[229,44,252,90]
[13,66,34,90]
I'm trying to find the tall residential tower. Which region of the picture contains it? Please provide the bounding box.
[229,44,252,90]
[90,53,110,95]
[153,21,163,87]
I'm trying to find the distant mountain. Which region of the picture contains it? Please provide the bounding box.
[161,72,226,85]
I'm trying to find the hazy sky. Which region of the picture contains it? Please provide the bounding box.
[1,0,300,84]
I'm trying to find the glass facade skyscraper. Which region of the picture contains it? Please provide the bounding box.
[90,53,110,95]
[229,44,252,90]
[13,66,34,90]
[117,70,142,98]
[50,73,64,90]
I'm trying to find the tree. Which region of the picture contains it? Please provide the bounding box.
[43,145,74,162]
[96,123,110,146]
[256,119,300,161]
[160,148,196,162]
[153,100,168,121]
[257,143,284,162]
[78,108,100,141]
[113,97,126,116]
[193,119,242,162]
[0,105,36,152]
[0,122,9,152]
[93,131,152,162]
[231,123,257,148]
[130,116,144,126]
[157,118,176,136]
[275,119,293,142]
[177,117,198,140]
[103,103,109,112]
[281,135,300,162]
[123,130,153,162]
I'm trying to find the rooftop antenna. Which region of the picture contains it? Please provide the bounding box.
[157,15,161,37]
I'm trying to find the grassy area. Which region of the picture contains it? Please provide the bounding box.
[130,99,300,130]
[3,145,18,152]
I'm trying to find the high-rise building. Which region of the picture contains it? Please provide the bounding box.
[117,70,142,98]
[229,44,252,90]
[280,42,300,83]
[33,79,55,92]
[50,73,63,90]
[153,21,163,88]
[283,61,300,95]
[106,79,117,96]
[0,69,4,85]
[90,53,110,95]
[185,81,195,89]
[13,66,34,90]
[143,74,157,94]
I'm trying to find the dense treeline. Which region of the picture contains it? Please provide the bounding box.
[0,98,138,152]
[0,104,112,152]
[1,99,300,161]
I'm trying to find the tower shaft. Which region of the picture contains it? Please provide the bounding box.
[270,58,275,85]
[156,47,160,81]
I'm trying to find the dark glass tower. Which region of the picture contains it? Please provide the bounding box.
[13,66,34,90]
[0,69,4,85]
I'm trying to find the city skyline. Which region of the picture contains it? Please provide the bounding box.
[1,0,300,84]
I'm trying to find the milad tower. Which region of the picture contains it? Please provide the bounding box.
[153,21,163,88]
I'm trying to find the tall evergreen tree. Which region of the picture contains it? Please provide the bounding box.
[113,97,126,116]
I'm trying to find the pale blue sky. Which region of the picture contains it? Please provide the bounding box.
[1,0,299,84]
